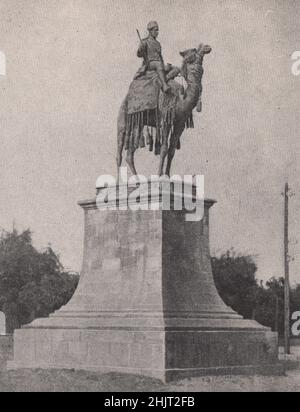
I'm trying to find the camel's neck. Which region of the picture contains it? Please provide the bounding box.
[183,59,203,110]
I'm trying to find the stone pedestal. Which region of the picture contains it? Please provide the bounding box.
[8,181,283,381]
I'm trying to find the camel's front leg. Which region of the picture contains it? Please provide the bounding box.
[165,123,185,176]
[158,126,171,176]
[126,149,137,176]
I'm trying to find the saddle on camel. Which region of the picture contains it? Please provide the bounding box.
[126,21,189,156]
[117,21,212,176]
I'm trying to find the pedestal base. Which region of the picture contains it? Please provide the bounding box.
[8,324,283,382]
[8,184,284,380]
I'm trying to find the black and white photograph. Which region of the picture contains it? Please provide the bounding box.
[0,0,299,394]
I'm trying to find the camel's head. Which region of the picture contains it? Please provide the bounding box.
[180,44,212,63]
[197,43,212,56]
[180,43,212,66]
[180,44,211,80]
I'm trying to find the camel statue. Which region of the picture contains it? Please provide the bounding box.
[116,43,212,177]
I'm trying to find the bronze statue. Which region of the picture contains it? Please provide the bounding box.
[135,21,170,93]
[117,22,212,177]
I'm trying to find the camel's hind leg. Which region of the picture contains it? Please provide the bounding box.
[116,129,126,184]
[116,99,128,182]
[126,149,137,176]
[158,125,171,177]
[117,131,125,166]
[125,119,142,176]
[165,123,185,176]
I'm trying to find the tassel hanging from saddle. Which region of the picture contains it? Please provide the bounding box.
[155,139,161,156]
[139,132,146,148]
[145,110,153,152]
[154,108,161,155]
[134,113,141,149]
[155,128,161,155]
[145,127,153,152]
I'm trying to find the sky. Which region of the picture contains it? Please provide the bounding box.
[0,0,299,282]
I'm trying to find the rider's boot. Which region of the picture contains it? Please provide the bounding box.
[157,68,171,93]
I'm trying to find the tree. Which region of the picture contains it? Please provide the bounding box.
[211,249,259,319]
[252,277,284,333]
[291,284,300,316]
[212,250,300,337]
[0,229,79,333]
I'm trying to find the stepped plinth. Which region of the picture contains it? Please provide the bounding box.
[8,180,283,381]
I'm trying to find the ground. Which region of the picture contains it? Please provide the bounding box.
[0,366,299,392]
[1,336,300,392]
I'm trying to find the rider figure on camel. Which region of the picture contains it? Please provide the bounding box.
[135,21,174,93]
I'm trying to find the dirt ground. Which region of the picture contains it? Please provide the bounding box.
[1,337,300,392]
[0,366,300,392]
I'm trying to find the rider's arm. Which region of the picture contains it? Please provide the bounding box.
[137,41,147,58]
